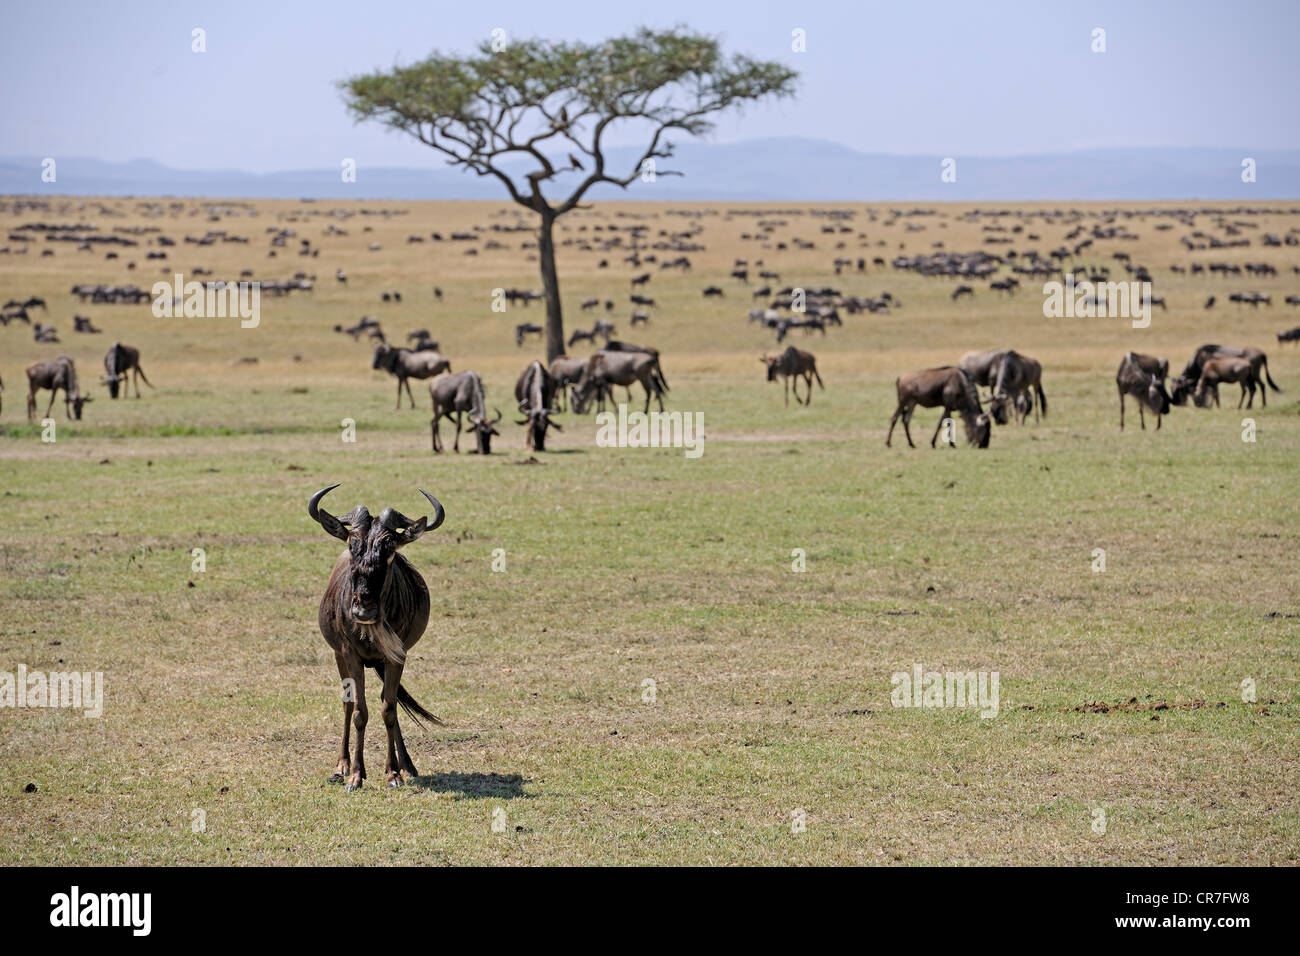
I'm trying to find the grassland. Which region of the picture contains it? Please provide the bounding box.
[0,196,1296,865]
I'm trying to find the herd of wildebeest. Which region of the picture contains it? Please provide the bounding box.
[3,201,1299,456]
[4,198,1300,790]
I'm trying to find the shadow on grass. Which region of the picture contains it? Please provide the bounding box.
[408,771,531,799]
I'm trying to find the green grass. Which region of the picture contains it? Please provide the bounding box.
[0,196,1297,865]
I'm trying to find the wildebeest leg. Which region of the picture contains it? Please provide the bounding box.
[931,408,951,448]
[395,377,403,410]
[431,414,440,453]
[404,378,417,410]
[1118,389,1125,431]
[345,657,367,790]
[330,652,355,782]
[1138,403,1146,430]
[133,368,141,398]
[45,389,59,420]
[784,376,790,407]
[453,411,461,453]
[379,662,405,786]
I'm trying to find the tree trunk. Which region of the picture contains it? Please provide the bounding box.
[537,213,565,363]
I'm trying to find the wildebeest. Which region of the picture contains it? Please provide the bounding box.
[515,322,543,347]
[988,350,1046,425]
[1116,352,1172,430]
[429,371,500,453]
[886,367,991,449]
[958,349,1008,390]
[26,356,91,420]
[1277,326,1300,344]
[102,342,153,398]
[570,349,668,415]
[1194,356,1265,409]
[548,355,589,412]
[372,344,451,409]
[515,359,563,451]
[309,484,446,790]
[1171,345,1281,406]
[760,346,825,406]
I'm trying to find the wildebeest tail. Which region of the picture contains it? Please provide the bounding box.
[370,660,444,727]
[653,358,669,392]
[1035,382,1047,417]
[1263,359,1282,392]
[397,683,444,728]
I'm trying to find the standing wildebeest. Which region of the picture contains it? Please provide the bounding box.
[886,367,991,449]
[309,484,446,790]
[1171,344,1281,406]
[1276,326,1300,345]
[102,342,153,398]
[1194,356,1266,409]
[958,349,1008,390]
[548,355,590,412]
[570,349,668,415]
[515,360,563,451]
[515,322,543,347]
[1116,352,1172,430]
[989,350,1047,425]
[760,346,825,406]
[372,344,451,410]
[26,357,91,420]
[429,371,501,453]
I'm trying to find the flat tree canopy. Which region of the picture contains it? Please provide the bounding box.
[340,27,798,362]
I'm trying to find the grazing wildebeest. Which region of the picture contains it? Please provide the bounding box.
[958,349,1009,390]
[568,327,598,347]
[102,342,153,398]
[309,484,446,791]
[989,350,1047,425]
[952,285,974,301]
[548,355,589,412]
[886,367,991,449]
[515,360,563,451]
[760,346,825,406]
[1194,356,1265,409]
[515,322,543,347]
[429,371,501,453]
[630,310,650,326]
[592,319,615,343]
[26,356,91,420]
[1171,345,1281,406]
[570,349,668,415]
[372,344,451,409]
[1277,326,1300,344]
[1116,352,1172,430]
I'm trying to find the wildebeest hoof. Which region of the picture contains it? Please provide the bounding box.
[387,776,404,788]
[346,781,362,792]
[329,772,346,784]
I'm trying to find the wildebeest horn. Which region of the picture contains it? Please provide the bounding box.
[308,483,349,541]
[417,488,445,532]
[492,407,503,424]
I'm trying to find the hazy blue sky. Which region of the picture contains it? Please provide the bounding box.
[2,0,1297,172]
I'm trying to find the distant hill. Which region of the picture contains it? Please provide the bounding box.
[3,140,1298,201]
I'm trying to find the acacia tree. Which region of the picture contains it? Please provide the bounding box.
[340,28,797,363]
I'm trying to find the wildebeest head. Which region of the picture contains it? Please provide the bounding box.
[1169,376,1195,406]
[308,484,444,626]
[968,412,992,448]
[516,408,562,450]
[70,393,92,419]
[988,393,1010,425]
[462,407,503,454]
[371,344,394,371]
[759,354,779,382]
